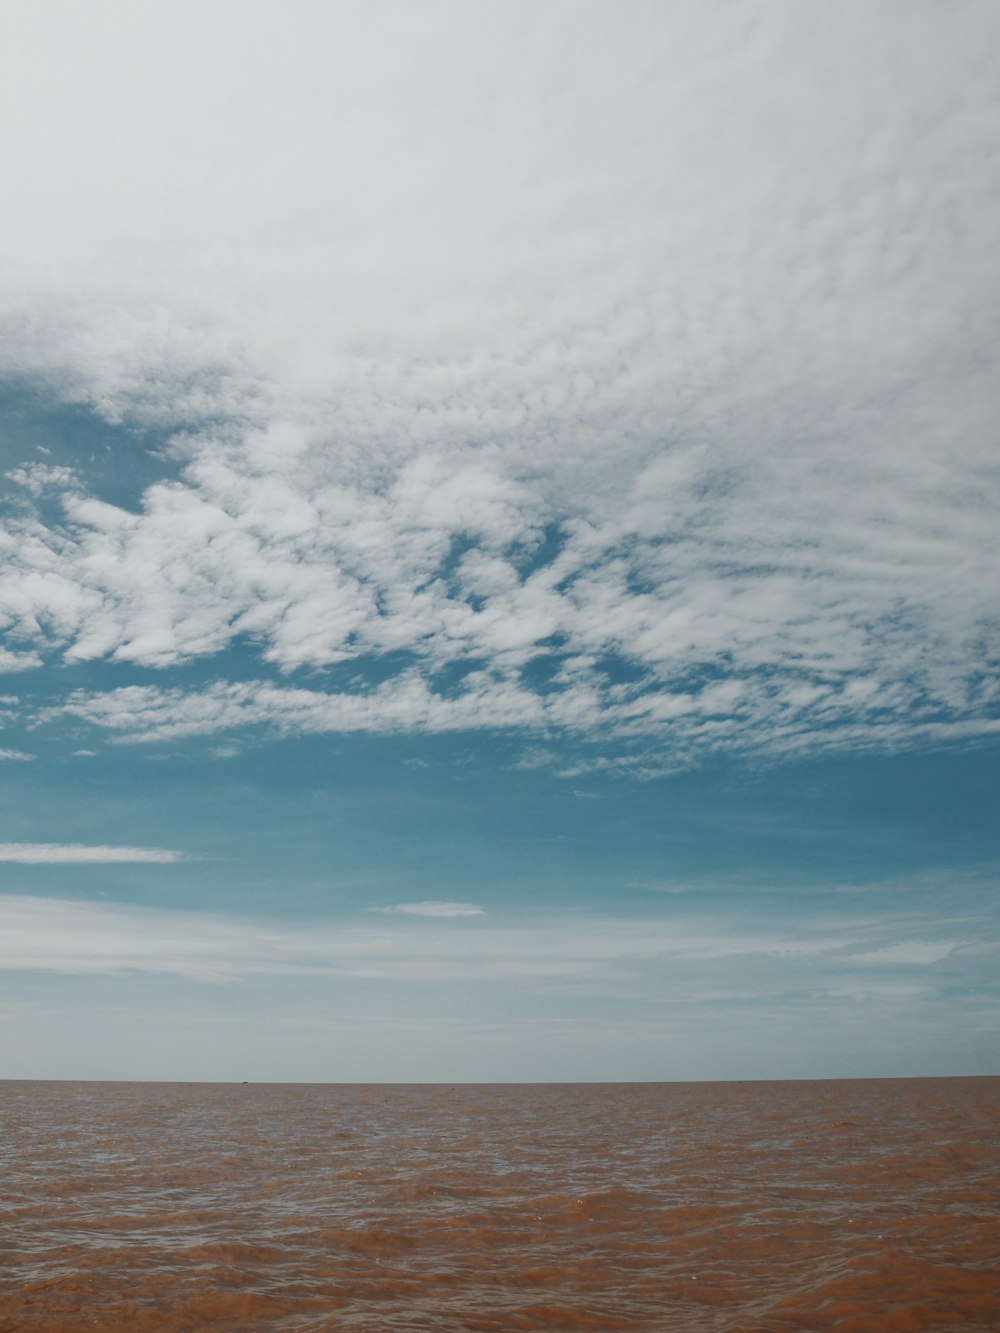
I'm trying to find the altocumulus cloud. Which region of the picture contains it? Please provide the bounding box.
[0,1,998,771]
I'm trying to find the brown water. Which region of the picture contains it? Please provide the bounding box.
[1,1079,997,1332]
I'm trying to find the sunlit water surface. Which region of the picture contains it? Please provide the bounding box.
[2,1079,998,1331]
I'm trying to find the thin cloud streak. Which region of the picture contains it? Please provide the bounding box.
[0,895,989,995]
[372,901,486,918]
[0,843,189,864]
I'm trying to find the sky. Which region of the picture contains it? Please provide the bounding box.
[0,0,998,1082]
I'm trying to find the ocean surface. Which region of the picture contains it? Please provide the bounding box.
[1,1078,997,1332]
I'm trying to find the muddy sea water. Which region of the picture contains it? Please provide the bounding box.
[1,1079,998,1332]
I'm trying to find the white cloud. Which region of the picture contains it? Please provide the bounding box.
[1,2,998,765]
[0,843,188,864]
[45,674,1000,776]
[372,901,485,918]
[0,894,989,997]
[849,940,963,967]
[0,648,42,672]
[0,749,33,762]
[5,464,79,496]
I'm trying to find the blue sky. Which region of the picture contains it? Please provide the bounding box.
[0,0,998,1080]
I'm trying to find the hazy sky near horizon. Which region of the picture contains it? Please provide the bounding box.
[1,0,997,1080]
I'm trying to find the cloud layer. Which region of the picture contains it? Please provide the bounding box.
[2,1,998,767]
[3,887,994,1081]
[0,893,988,995]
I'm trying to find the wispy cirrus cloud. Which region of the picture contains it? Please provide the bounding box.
[0,843,189,864]
[0,895,990,999]
[372,901,486,918]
